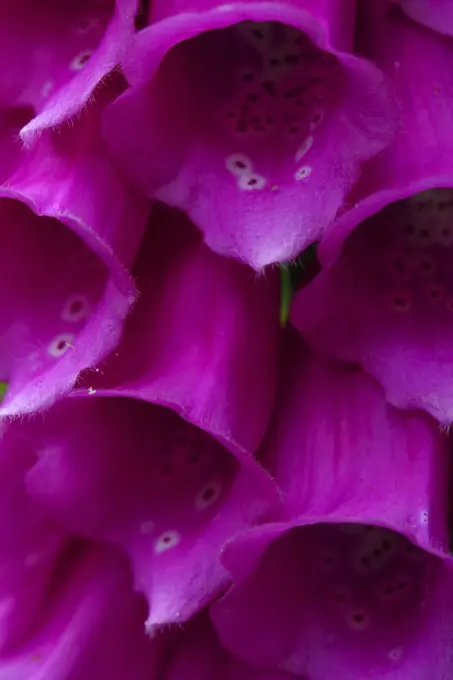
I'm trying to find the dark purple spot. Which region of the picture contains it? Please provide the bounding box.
[384,586,394,596]
[417,200,432,211]
[289,126,299,134]
[394,296,408,308]
[56,339,67,352]
[392,257,405,274]
[236,120,248,133]
[202,487,215,502]
[247,178,258,186]
[373,548,382,557]
[312,113,322,124]
[251,116,259,123]
[78,53,91,67]
[334,592,345,603]
[420,229,430,239]
[188,453,200,464]
[242,72,254,82]
[361,556,371,567]
[382,539,392,551]
[269,58,280,66]
[226,111,235,119]
[439,200,453,211]
[252,28,264,40]
[421,259,433,271]
[405,224,415,235]
[397,581,408,590]
[262,81,277,97]
[352,613,364,624]
[69,299,83,315]
[429,287,441,299]
[161,464,172,476]
[284,88,303,99]
[235,160,247,169]
[162,535,171,544]
[442,228,451,237]
[247,94,259,103]
[285,54,300,65]
[266,117,275,125]
[365,526,375,532]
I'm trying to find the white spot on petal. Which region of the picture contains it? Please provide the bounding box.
[346,609,370,631]
[61,294,90,323]
[226,154,254,177]
[295,135,314,162]
[195,481,222,511]
[154,530,181,554]
[140,520,155,535]
[47,333,75,358]
[295,165,312,181]
[389,648,403,661]
[390,292,411,313]
[70,49,93,71]
[41,80,53,98]
[238,173,266,191]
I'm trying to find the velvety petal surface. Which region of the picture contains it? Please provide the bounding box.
[0,424,69,653]
[211,330,453,679]
[80,203,281,457]
[0,544,158,680]
[158,611,298,680]
[293,0,453,422]
[25,392,279,633]
[103,0,395,269]
[0,86,149,416]
[394,0,453,36]
[0,0,138,140]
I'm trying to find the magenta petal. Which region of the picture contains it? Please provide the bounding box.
[292,1,453,421]
[103,0,395,268]
[24,207,281,627]
[0,545,157,680]
[0,425,69,653]
[0,89,149,416]
[25,394,279,631]
[210,331,452,678]
[394,0,453,36]
[0,0,138,141]
[160,612,298,680]
[81,204,281,457]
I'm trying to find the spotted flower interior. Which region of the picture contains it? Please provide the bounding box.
[292,188,453,421]
[0,0,137,138]
[25,395,275,630]
[212,522,452,679]
[0,200,108,410]
[104,17,394,268]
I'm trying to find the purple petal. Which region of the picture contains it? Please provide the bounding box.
[394,0,453,36]
[80,203,281,457]
[159,611,298,680]
[0,0,138,141]
[292,0,453,422]
[0,424,69,653]
[0,544,158,680]
[25,393,279,633]
[210,331,453,678]
[0,87,149,416]
[103,0,395,269]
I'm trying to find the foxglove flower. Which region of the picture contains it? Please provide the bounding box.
[0,0,139,141]
[293,0,453,422]
[23,205,281,632]
[0,83,149,416]
[153,611,298,680]
[394,0,453,36]
[211,330,453,679]
[0,424,157,679]
[103,0,396,269]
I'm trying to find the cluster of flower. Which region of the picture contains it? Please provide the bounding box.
[0,0,453,678]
